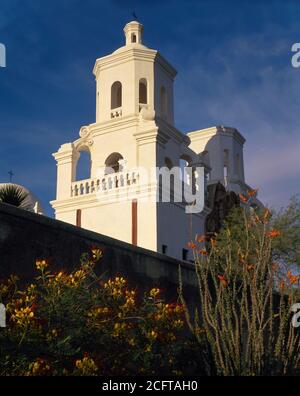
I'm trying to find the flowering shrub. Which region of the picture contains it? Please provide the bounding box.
[0,249,200,376]
[181,190,300,376]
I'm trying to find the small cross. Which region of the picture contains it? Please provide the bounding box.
[8,170,14,183]
[132,11,138,20]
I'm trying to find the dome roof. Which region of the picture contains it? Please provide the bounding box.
[0,183,45,215]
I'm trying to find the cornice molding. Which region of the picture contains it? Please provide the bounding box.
[93,47,177,80]
[188,125,246,145]
[156,117,190,145]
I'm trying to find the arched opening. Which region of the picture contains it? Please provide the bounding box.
[104,152,124,175]
[131,33,137,43]
[160,86,167,115]
[164,157,175,201]
[139,79,147,104]
[224,149,229,184]
[111,81,122,109]
[202,150,210,182]
[164,157,173,170]
[76,149,91,181]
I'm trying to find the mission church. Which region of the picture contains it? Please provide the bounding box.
[50,21,260,260]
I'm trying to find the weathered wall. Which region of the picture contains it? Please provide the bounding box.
[0,203,198,302]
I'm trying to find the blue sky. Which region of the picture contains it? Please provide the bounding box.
[0,0,299,216]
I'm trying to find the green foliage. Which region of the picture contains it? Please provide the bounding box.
[180,200,300,376]
[0,249,202,376]
[271,195,300,269]
[2,192,300,376]
[0,185,29,209]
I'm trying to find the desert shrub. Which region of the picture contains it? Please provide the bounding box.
[181,190,300,376]
[0,249,201,376]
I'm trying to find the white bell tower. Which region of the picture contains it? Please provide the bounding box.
[94,21,176,126]
[51,21,256,260]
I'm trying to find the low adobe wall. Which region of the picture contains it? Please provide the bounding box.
[0,203,198,302]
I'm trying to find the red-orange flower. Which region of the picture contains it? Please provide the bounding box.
[279,280,285,290]
[239,193,249,203]
[197,235,206,243]
[198,249,207,255]
[187,241,196,249]
[267,229,281,238]
[247,188,258,197]
[246,264,255,272]
[218,275,228,287]
[287,271,300,285]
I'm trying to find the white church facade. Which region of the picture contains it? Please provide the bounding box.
[51,21,259,260]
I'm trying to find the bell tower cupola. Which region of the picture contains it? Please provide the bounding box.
[124,21,144,45]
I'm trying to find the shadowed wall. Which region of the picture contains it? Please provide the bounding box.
[0,203,198,303]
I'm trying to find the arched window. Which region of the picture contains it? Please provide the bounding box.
[111,81,122,109]
[224,149,229,182]
[76,149,91,181]
[139,79,147,104]
[160,86,167,115]
[131,33,137,43]
[105,152,124,174]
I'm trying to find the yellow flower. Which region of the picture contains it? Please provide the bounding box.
[128,338,136,346]
[27,284,36,294]
[0,284,9,295]
[55,272,64,282]
[75,356,98,376]
[74,270,86,281]
[27,358,51,376]
[174,305,183,314]
[112,322,127,337]
[35,259,48,271]
[91,248,102,260]
[11,306,35,327]
[147,329,158,340]
[149,288,160,298]
[173,319,184,328]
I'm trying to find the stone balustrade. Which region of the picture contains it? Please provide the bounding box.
[71,171,139,197]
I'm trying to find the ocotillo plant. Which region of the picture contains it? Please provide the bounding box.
[180,191,300,376]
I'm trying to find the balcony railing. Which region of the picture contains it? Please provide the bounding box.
[111,107,122,119]
[71,171,139,197]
